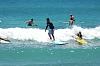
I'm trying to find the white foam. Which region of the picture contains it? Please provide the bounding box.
[0,25,100,43]
[0,20,2,23]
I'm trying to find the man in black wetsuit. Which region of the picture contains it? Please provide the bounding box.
[45,18,55,40]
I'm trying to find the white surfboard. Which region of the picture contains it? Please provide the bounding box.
[0,40,10,44]
[50,40,68,45]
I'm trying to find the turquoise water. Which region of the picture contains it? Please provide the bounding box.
[0,0,100,66]
[0,44,100,66]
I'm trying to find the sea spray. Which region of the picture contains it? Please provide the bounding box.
[0,25,100,43]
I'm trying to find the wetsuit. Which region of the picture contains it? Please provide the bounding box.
[46,22,54,34]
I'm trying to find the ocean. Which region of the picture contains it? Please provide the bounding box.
[0,0,100,66]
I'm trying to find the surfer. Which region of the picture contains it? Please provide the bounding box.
[26,19,37,27]
[26,19,33,26]
[76,31,82,39]
[69,14,75,26]
[75,31,87,45]
[45,18,55,40]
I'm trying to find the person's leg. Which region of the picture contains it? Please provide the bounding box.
[51,29,55,40]
[48,30,52,40]
[69,20,72,25]
[69,20,71,26]
[52,34,55,40]
[48,33,52,40]
[71,21,73,25]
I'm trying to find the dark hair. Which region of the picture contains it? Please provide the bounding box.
[79,31,81,34]
[47,18,50,21]
[46,18,50,23]
[70,15,72,16]
[31,19,33,21]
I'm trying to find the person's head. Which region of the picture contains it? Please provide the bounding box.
[46,18,50,23]
[79,31,81,34]
[31,19,33,21]
[70,14,72,17]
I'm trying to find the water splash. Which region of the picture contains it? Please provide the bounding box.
[0,25,100,48]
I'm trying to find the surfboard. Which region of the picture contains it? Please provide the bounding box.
[76,37,87,45]
[50,40,68,45]
[0,40,10,44]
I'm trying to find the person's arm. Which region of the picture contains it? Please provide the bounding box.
[73,18,75,21]
[73,16,75,21]
[45,24,48,32]
[69,22,70,26]
[26,20,32,23]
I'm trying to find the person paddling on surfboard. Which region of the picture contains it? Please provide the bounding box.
[26,19,33,26]
[76,31,82,39]
[26,18,37,27]
[45,18,55,40]
[75,31,87,45]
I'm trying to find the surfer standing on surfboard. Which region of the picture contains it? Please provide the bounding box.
[45,18,55,40]
[69,14,75,26]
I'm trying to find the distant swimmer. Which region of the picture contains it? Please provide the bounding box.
[26,19,37,27]
[69,14,75,26]
[45,18,55,40]
[76,31,82,39]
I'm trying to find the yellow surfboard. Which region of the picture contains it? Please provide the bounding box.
[76,37,87,45]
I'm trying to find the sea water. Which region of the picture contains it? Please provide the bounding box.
[0,0,100,66]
